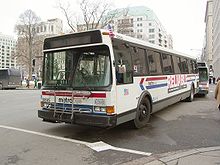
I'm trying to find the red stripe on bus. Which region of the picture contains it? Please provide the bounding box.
[146,77,167,81]
[140,78,145,84]
[42,91,106,98]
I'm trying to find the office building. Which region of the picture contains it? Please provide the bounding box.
[109,6,173,49]
[0,33,17,68]
[203,0,213,68]
[212,0,220,78]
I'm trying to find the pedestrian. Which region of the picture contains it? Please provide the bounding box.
[213,77,216,84]
[34,78,38,88]
[26,78,30,88]
[214,80,220,111]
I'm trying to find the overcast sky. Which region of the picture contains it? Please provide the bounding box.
[0,0,206,56]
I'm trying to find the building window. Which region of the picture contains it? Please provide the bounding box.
[51,25,54,32]
[149,29,155,33]
[137,35,142,39]
[149,34,155,39]
[149,23,152,26]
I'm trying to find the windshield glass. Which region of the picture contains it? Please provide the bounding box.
[198,68,208,82]
[43,45,111,88]
[0,70,8,79]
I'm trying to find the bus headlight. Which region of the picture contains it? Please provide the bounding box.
[94,106,106,112]
[94,106,115,114]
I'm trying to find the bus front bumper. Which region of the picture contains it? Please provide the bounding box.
[38,109,117,127]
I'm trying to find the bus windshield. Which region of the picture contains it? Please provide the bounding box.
[198,68,208,82]
[43,45,111,89]
[0,70,8,79]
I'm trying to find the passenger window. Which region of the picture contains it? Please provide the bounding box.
[189,60,197,74]
[147,50,162,75]
[131,47,148,76]
[180,58,189,74]
[113,40,133,84]
[172,56,181,74]
[161,54,173,74]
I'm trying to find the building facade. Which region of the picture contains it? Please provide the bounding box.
[0,33,17,69]
[204,0,213,68]
[17,18,63,78]
[212,0,220,78]
[110,6,173,49]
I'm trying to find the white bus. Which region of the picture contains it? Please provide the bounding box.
[197,62,209,96]
[38,29,199,128]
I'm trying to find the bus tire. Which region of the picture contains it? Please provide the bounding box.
[134,97,151,129]
[186,85,194,102]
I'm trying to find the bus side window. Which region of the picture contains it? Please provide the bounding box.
[113,40,133,84]
[131,46,148,76]
[146,50,162,75]
[161,54,173,75]
[180,58,189,74]
[172,56,181,74]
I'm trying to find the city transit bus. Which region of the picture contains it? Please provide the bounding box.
[197,62,209,96]
[38,29,199,128]
[0,68,21,89]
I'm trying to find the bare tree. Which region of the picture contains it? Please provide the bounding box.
[57,1,78,32]
[58,0,115,32]
[15,9,40,79]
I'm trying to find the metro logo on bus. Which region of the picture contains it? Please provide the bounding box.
[167,75,187,93]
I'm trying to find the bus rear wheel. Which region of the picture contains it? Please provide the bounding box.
[185,86,194,102]
[134,97,151,129]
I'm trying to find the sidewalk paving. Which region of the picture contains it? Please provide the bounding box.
[144,146,220,165]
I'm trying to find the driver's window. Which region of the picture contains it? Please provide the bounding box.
[113,39,133,84]
[53,52,66,80]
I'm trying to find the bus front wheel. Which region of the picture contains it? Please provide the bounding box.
[134,97,151,129]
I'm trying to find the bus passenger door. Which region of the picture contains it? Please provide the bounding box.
[113,40,136,121]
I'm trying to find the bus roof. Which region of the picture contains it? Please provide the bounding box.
[101,29,196,60]
[43,29,196,60]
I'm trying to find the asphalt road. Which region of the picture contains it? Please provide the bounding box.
[0,85,220,164]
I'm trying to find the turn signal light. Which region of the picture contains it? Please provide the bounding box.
[102,32,109,35]
[106,106,115,114]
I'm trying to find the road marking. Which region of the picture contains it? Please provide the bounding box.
[88,141,152,156]
[0,124,152,156]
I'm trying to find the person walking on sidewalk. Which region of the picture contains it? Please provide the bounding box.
[214,79,220,111]
[26,78,30,88]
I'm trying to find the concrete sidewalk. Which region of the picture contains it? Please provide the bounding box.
[144,146,220,165]
[121,146,220,165]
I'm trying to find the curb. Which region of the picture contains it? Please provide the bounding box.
[146,146,220,164]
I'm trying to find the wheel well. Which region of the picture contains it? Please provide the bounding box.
[139,92,153,113]
[191,83,195,94]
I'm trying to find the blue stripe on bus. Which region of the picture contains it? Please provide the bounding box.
[146,83,167,89]
[139,84,145,90]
